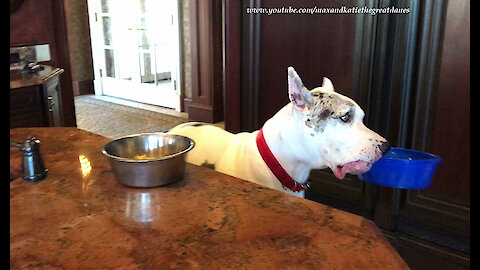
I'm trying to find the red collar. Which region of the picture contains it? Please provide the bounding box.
[256,128,310,192]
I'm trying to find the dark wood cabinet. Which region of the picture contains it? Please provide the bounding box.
[43,75,63,127]
[223,0,470,269]
[10,66,64,129]
[10,86,46,129]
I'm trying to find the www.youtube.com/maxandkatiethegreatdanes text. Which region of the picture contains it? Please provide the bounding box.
[245,5,410,16]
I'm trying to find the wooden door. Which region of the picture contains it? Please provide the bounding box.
[223,0,470,269]
[393,1,470,269]
[224,0,381,217]
[183,0,224,123]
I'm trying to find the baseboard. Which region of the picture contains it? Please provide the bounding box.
[73,79,94,96]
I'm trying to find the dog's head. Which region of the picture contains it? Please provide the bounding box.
[287,66,390,179]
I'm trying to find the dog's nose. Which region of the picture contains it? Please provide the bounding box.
[379,141,391,155]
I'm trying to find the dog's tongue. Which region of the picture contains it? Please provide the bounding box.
[333,160,370,180]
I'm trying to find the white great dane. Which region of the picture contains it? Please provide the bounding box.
[169,67,390,197]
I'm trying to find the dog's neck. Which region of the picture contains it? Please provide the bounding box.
[261,104,323,184]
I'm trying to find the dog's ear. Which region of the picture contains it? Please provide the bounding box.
[322,77,335,92]
[287,67,313,112]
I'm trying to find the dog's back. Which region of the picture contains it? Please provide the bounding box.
[168,122,234,168]
[168,122,276,189]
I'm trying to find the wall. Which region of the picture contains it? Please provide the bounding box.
[64,0,95,96]
[10,0,76,127]
[181,0,192,100]
[10,0,57,65]
[11,0,95,97]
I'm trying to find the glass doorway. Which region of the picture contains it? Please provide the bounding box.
[88,0,181,110]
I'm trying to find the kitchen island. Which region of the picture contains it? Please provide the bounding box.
[10,127,410,269]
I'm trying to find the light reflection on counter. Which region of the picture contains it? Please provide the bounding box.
[125,192,157,223]
[79,154,94,192]
[79,154,92,177]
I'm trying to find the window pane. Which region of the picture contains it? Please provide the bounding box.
[104,49,115,78]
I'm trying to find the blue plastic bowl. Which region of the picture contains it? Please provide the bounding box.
[361,147,442,189]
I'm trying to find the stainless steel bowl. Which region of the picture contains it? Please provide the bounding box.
[101,133,195,188]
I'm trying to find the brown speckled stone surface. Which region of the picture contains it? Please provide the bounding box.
[10,128,410,269]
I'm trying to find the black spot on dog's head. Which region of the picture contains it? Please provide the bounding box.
[304,91,355,133]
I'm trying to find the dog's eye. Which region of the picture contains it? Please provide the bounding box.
[339,112,351,122]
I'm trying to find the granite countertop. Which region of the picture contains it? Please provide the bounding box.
[10,65,64,89]
[10,127,410,269]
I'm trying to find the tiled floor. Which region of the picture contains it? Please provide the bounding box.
[89,95,225,129]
